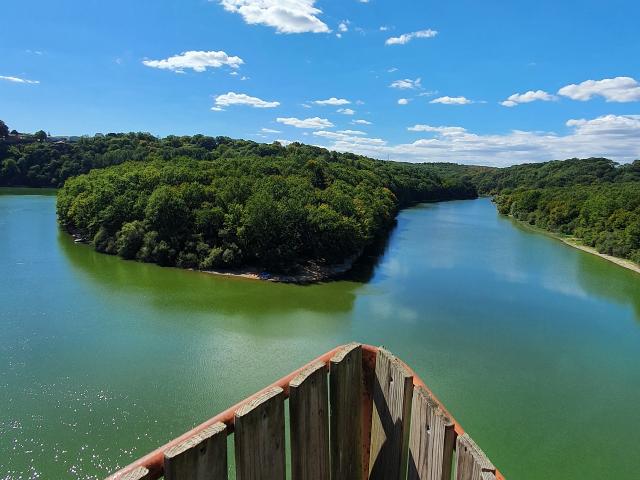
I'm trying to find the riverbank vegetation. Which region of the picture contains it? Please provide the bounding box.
[55,140,475,274]
[4,121,639,274]
[472,158,640,265]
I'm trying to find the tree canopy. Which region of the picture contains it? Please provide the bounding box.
[54,137,476,273]
[471,157,640,265]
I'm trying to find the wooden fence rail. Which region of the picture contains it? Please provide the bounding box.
[106,343,504,480]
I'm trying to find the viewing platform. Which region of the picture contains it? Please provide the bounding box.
[106,343,504,480]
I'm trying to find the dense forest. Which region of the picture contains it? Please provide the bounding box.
[469,157,640,194]
[46,134,475,274]
[2,120,639,272]
[472,158,640,265]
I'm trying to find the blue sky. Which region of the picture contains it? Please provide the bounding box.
[2,0,639,166]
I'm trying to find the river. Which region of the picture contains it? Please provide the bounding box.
[1,189,639,479]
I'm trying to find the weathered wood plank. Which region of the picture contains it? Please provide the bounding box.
[289,361,330,480]
[329,342,363,480]
[120,466,151,480]
[455,433,495,480]
[234,386,286,480]
[408,386,456,480]
[163,421,227,480]
[368,348,414,480]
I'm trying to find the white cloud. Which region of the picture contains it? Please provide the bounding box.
[397,98,409,105]
[0,75,39,84]
[390,78,421,90]
[313,130,386,146]
[261,127,281,133]
[430,96,472,105]
[558,76,640,102]
[337,129,366,135]
[277,116,334,128]
[385,29,437,46]
[408,125,467,135]
[338,21,349,32]
[379,26,389,31]
[314,114,640,166]
[565,114,640,135]
[352,119,372,125]
[501,90,557,107]
[387,67,398,73]
[314,97,350,106]
[213,92,280,109]
[143,50,243,72]
[337,108,355,115]
[219,0,330,34]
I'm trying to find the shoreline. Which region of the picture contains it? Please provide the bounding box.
[558,236,640,275]
[507,216,640,275]
[68,229,361,284]
[201,253,360,284]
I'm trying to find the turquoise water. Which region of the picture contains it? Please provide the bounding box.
[1,190,639,479]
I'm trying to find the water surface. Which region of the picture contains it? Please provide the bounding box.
[1,191,639,479]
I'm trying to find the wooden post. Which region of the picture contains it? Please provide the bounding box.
[407,386,456,480]
[234,386,286,480]
[368,348,414,480]
[329,343,363,480]
[120,467,151,480]
[455,433,495,480]
[289,361,330,480]
[163,422,227,480]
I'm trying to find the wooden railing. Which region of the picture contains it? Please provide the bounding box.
[106,343,504,480]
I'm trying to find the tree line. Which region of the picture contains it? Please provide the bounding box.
[472,158,640,265]
[3,119,639,270]
[49,134,475,273]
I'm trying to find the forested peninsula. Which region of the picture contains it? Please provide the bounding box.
[1,122,638,279]
[0,129,478,279]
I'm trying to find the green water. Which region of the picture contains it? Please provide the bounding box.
[1,190,639,479]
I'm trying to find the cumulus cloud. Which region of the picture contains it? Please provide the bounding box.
[430,96,472,105]
[0,75,39,84]
[558,76,640,102]
[390,78,421,90]
[213,92,280,109]
[398,98,409,105]
[500,90,557,107]
[261,127,281,133]
[565,114,640,135]
[338,21,349,32]
[352,119,372,125]
[314,97,350,106]
[337,129,366,135]
[313,130,386,146]
[143,50,243,72]
[337,108,355,115]
[385,29,437,45]
[276,116,334,128]
[407,124,467,135]
[219,0,330,34]
[314,114,640,166]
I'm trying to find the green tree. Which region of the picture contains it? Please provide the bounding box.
[0,120,8,138]
[34,130,48,142]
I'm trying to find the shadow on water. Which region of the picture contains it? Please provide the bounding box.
[506,215,640,323]
[341,223,395,283]
[57,229,363,319]
[575,253,640,321]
